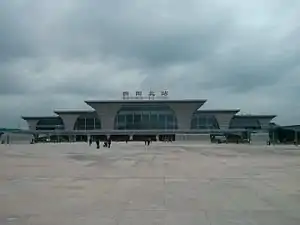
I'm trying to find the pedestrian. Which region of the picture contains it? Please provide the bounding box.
[109,138,112,148]
[96,139,100,149]
[89,137,92,146]
[7,135,10,145]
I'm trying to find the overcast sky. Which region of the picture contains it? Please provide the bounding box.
[1,0,300,128]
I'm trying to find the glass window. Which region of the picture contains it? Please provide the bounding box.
[158,114,165,122]
[114,104,178,130]
[158,115,165,129]
[118,115,125,123]
[134,114,142,123]
[73,116,101,130]
[36,117,64,130]
[191,117,197,129]
[85,118,94,130]
[142,114,149,122]
[86,118,94,126]
[126,114,133,123]
[95,120,101,129]
[150,114,157,123]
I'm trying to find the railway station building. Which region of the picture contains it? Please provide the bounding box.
[21,91,277,143]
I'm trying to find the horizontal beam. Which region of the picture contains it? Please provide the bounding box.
[196,109,240,114]
[22,116,59,120]
[233,115,277,119]
[85,99,207,104]
[12,128,254,136]
[54,110,95,115]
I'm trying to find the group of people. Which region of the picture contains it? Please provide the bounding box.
[88,136,160,149]
[89,137,112,149]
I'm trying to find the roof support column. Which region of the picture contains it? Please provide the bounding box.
[168,103,203,130]
[57,115,79,131]
[214,114,236,130]
[92,104,121,131]
[175,110,193,130]
[25,120,39,131]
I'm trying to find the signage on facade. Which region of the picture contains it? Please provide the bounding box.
[122,91,130,100]
[148,90,155,99]
[161,90,168,97]
[122,90,169,100]
[136,91,143,98]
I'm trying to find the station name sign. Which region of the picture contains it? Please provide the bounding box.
[122,90,169,100]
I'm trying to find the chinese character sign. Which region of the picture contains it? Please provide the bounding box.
[148,90,155,99]
[122,90,169,100]
[123,91,129,99]
[161,90,168,97]
[136,91,142,98]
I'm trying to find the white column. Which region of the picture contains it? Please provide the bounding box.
[92,104,121,131]
[214,113,237,130]
[25,119,39,131]
[168,103,203,130]
[57,114,80,131]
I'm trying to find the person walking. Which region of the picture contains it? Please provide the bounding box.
[89,137,93,146]
[147,138,151,146]
[96,139,100,149]
[108,138,112,148]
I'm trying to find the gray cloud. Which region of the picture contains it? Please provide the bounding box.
[0,1,38,61]
[0,0,300,127]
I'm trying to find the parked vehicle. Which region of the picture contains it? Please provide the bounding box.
[211,135,227,144]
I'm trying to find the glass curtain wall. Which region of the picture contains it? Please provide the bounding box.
[36,117,64,130]
[73,114,101,130]
[191,114,219,129]
[114,105,178,130]
[229,117,261,130]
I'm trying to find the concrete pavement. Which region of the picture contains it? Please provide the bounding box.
[1,142,300,224]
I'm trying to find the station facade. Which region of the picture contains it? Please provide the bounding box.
[22,101,276,132]
[21,91,277,142]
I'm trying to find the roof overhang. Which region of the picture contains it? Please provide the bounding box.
[279,125,300,131]
[84,99,207,120]
[22,116,59,121]
[54,110,95,115]
[85,99,207,105]
[196,109,240,114]
[233,115,277,119]
[85,99,207,114]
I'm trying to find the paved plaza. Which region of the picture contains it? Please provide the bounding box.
[1,142,300,225]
